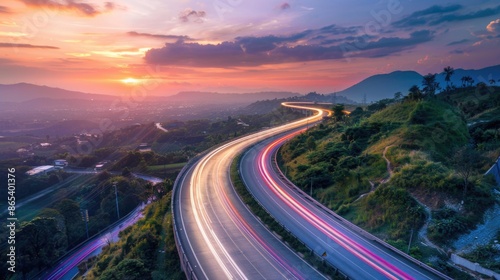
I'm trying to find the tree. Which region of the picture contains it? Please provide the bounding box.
[17,217,67,270]
[56,199,85,246]
[489,79,496,85]
[443,66,454,90]
[405,85,424,101]
[452,146,480,203]
[306,136,316,151]
[422,73,439,96]
[461,75,474,87]
[332,104,345,122]
[122,167,131,177]
[394,92,403,101]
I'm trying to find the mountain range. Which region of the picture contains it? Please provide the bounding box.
[335,64,500,103]
[0,83,299,106]
[1,64,499,106]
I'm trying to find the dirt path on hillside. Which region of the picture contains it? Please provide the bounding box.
[381,145,394,184]
[356,146,394,201]
[382,146,446,253]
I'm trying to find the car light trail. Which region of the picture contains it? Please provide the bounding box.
[190,148,247,280]
[214,153,305,280]
[256,132,415,280]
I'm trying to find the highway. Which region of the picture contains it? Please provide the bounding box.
[173,103,327,279]
[42,204,146,280]
[238,118,451,279]
[40,172,162,279]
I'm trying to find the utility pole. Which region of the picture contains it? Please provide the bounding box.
[81,209,89,239]
[310,178,313,197]
[407,228,414,253]
[113,182,120,219]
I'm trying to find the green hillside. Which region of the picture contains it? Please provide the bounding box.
[279,86,500,269]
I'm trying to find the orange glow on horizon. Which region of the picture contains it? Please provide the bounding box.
[121,77,140,85]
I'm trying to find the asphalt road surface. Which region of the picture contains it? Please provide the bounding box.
[239,123,450,280]
[173,103,328,279]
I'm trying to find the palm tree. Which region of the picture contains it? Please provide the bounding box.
[443,66,454,90]
[405,85,423,101]
[461,76,467,88]
[422,73,439,96]
[394,91,403,101]
[461,76,474,87]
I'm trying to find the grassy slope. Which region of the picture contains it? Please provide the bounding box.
[279,92,498,274]
[81,192,185,280]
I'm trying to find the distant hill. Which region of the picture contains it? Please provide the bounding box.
[2,119,99,137]
[0,83,114,102]
[0,83,300,107]
[166,91,300,105]
[336,64,500,103]
[337,71,423,103]
[434,64,500,88]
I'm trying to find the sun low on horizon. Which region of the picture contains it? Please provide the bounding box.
[121,77,140,86]
[0,0,499,96]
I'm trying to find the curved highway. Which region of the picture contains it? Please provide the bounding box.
[239,119,451,279]
[173,103,327,279]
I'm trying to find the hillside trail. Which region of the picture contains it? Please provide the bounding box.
[381,145,395,184]
[382,146,446,253]
[355,145,395,202]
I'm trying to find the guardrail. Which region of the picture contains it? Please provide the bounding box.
[169,108,309,279]
[171,154,203,280]
[33,202,144,279]
[270,144,453,280]
[239,143,350,280]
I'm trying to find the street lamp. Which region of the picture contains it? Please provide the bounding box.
[113,181,120,219]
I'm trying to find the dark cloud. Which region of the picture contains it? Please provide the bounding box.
[430,5,500,25]
[343,30,435,58]
[394,5,500,28]
[144,27,434,67]
[0,5,11,13]
[17,0,118,17]
[411,5,462,17]
[319,24,359,35]
[179,9,206,23]
[0,43,59,49]
[447,39,470,46]
[450,49,465,54]
[365,30,434,50]
[280,3,290,10]
[127,31,194,41]
[393,4,463,28]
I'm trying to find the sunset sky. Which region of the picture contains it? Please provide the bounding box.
[1,0,499,96]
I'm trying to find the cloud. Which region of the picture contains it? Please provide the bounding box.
[0,5,11,14]
[144,27,434,67]
[393,5,463,28]
[364,30,434,50]
[179,9,206,23]
[430,5,500,25]
[450,49,466,54]
[17,0,118,17]
[319,24,359,36]
[280,3,290,10]
[127,31,194,42]
[447,39,470,46]
[391,4,500,28]
[417,55,429,64]
[0,42,59,49]
[470,18,500,47]
[487,19,500,33]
